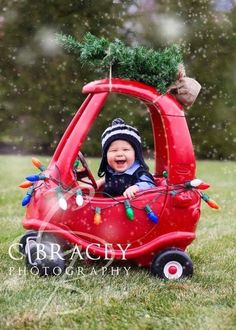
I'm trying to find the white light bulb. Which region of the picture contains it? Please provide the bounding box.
[76,194,83,207]
[58,196,67,210]
[190,179,202,187]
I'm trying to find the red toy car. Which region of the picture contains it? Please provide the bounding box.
[19,78,213,279]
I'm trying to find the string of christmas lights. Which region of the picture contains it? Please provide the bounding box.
[19,158,220,223]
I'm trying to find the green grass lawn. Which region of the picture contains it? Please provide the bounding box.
[0,155,236,330]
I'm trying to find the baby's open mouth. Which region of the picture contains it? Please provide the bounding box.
[115,160,126,165]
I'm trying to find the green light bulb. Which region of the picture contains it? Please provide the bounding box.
[162,170,168,178]
[124,200,134,220]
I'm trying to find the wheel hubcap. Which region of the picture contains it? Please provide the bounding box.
[164,261,183,279]
[168,265,178,274]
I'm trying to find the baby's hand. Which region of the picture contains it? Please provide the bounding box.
[123,185,139,199]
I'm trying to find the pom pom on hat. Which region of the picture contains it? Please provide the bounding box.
[112,118,125,125]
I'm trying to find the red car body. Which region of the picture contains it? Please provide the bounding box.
[22,78,201,268]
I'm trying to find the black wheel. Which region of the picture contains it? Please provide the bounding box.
[151,248,193,280]
[25,234,66,276]
[19,230,38,255]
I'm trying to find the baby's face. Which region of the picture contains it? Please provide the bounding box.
[107,140,135,173]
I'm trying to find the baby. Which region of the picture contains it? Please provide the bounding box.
[96,118,155,199]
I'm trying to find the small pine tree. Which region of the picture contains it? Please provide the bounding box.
[56,32,182,93]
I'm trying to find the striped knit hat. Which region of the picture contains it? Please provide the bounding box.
[98,118,148,177]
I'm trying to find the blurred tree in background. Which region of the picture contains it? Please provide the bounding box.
[0,0,235,159]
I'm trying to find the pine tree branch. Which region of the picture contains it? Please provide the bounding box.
[55,32,183,93]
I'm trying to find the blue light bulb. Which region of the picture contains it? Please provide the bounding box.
[147,211,158,224]
[26,174,46,182]
[21,187,34,206]
[144,205,158,224]
[22,194,32,206]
